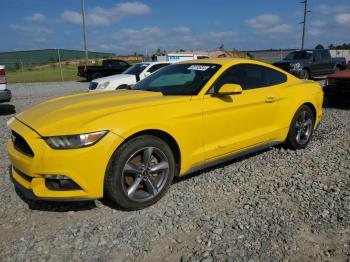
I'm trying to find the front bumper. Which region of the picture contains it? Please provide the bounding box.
[287,69,304,78]
[0,89,11,103]
[7,118,124,201]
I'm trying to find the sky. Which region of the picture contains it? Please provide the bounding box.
[0,0,349,54]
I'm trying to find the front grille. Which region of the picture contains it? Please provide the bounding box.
[89,82,98,90]
[13,166,32,182]
[11,131,34,157]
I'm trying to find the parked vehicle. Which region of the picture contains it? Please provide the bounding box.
[7,59,323,210]
[0,65,11,103]
[89,62,171,91]
[273,49,347,79]
[167,53,209,62]
[78,59,131,81]
[324,69,350,95]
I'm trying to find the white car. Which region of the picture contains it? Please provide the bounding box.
[0,65,11,103]
[89,61,171,91]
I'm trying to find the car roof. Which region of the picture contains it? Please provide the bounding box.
[177,58,300,79]
[178,58,259,66]
[137,61,172,65]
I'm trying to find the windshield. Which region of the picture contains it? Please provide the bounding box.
[284,51,312,60]
[123,63,149,75]
[132,63,221,95]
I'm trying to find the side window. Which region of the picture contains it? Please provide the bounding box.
[110,60,121,67]
[313,51,321,61]
[147,63,169,73]
[212,64,268,92]
[119,61,129,67]
[321,50,331,60]
[265,67,287,86]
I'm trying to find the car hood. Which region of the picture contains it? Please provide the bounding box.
[94,74,135,83]
[16,90,188,136]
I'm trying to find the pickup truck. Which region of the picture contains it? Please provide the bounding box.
[78,59,131,81]
[273,49,347,79]
[0,65,11,103]
[89,61,171,91]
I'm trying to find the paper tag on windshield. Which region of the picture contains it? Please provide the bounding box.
[188,65,210,71]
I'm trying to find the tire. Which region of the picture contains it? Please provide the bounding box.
[300,69,310,80]
[285,105,315,150]
[92,73,102,80]
[116,85,131,90]
[105,135,175,210]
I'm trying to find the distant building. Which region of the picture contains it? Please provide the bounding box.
[169,50,249,59]
[144,50,249,62]
[246,49,298,63]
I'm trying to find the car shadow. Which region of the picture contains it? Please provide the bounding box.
[323,94,350,110]
[11,148,274,212]
[0,104,16,116]
[174,147,273,184]
[9,166,97,212]
[99,198,130,211]
[14,187,97,212]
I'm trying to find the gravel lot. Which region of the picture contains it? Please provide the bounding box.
[0,81,349,261]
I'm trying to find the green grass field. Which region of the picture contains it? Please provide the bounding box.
[7,64,83,83]
[6,60,141,84]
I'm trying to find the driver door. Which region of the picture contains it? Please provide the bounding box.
[202,64,281,160]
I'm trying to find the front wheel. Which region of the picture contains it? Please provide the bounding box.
[285,105,315,150]
[105,135,175,210]
[92,73,102,80]
[299,69,310,80]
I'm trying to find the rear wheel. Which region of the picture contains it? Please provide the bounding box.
[105,135,175,210]
[285,105,315,150]
[116,85,131,90]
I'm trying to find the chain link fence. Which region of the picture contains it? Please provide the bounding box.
[0,49,114,83]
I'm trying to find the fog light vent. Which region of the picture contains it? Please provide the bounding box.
[44,175,81,191]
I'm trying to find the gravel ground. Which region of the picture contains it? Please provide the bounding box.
[0,81,349,261]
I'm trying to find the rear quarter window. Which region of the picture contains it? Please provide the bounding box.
[265,67,287,86]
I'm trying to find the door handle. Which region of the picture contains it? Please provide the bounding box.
[265,97,276,103]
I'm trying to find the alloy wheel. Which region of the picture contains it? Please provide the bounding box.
[121,147,169,202]
[295,110,313,145]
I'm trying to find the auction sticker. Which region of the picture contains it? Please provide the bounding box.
[188,65,210,71]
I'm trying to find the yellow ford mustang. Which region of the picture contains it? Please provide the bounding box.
[7,59,323,210]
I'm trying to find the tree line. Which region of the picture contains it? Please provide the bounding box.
[315,43,350,50]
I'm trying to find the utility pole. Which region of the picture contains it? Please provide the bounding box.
[81,0,88,66]
[300,0,310,50]
[57,48,63,81]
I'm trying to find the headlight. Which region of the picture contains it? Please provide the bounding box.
[99,81,110,89]
[292,63,302,70]
[44,131,108,149]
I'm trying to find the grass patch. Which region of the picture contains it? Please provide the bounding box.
[7,64,83,83]
[6,59,141,84]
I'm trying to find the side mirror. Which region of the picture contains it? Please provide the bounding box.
[213,84,243,97]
